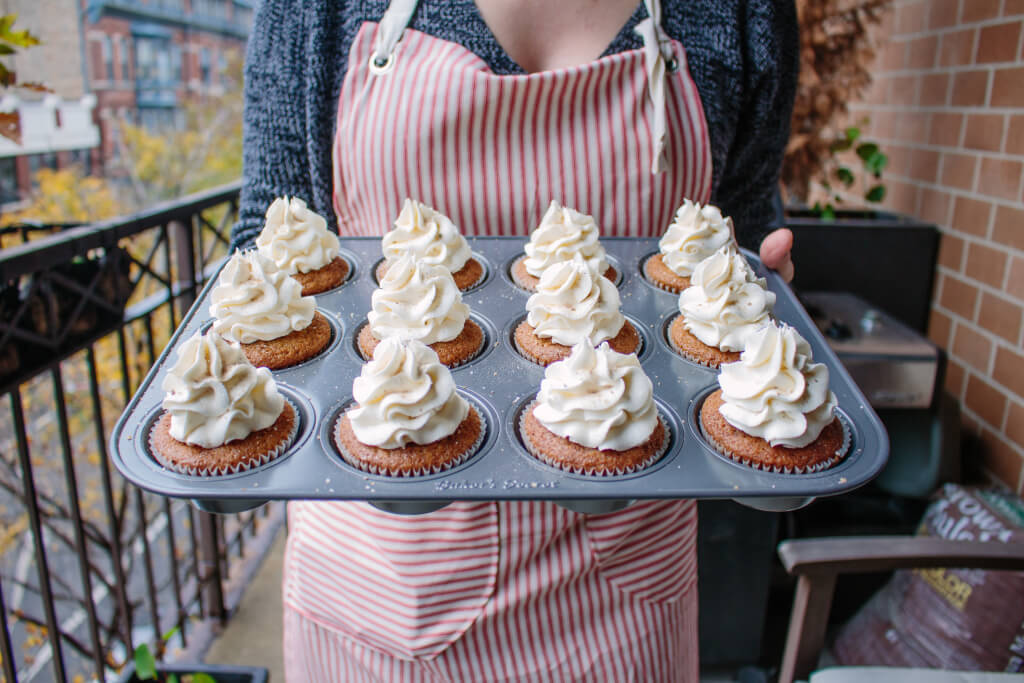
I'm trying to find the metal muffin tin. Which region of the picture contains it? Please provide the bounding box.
[111,238,889,515]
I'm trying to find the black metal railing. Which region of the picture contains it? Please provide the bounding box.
[0,181,282,683]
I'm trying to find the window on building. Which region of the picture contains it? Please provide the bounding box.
[0,157,18,204]
[171,44,182,83]
[120,36,132,82]
[200,47,211,84]
[101,36,114,81]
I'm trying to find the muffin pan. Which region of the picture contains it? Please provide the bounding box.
[111,238,889,514]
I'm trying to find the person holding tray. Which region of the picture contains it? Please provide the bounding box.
[232,0,798,679]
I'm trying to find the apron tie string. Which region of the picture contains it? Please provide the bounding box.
[635,0,674,174]
[372,0,419,73]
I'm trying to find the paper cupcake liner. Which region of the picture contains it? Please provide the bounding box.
[642,255,688,294]
[149,398,299,477]
[701,412,852,475]
[519,400,670,476]
[457,257,487,291]
[666,318,721,369]
[509,255,537,292]
[333,406,486,478]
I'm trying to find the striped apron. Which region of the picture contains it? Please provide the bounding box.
[284,0,712,679]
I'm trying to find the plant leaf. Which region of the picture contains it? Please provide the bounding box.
[865,151,888,175]
[830,138,852,153]
[191,674,217,683]
[162,626,181,642]
[133,644,158,681]
[845,127,861,142]
[865,184,886,202]
[168,675,179,683]
[856,142,879,162]
[836,166,855,186]
[0,44,14,55]
[822,204,836,221]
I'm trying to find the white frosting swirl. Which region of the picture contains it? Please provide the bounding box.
[162,330,284,448]
[526,256,624,347]
[368,255,469,344]
[255,196,340,274]
[718,322,838,448]
[210,250,315,344]
[678,246,775,352]
[659,199,734,277]
[347,338,469,448]
[382,199,471,273]
[533,342,658,450]
[523,200,608,278]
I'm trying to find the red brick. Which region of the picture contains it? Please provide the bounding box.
[909,148,941,183]
[897,0,930,32]
[980,430,1023,489]
[908,35,939,69]
[919,187,953,226]
[952,70,990,106]
[930,0,961,29]
[1007,401,1024,450]
[930,112,964,147]
[1008,255,1024,301]
[993,205,1024,251]
[952,322,993,370]
[939,27,977,67]
[890,75,919,107]
[928,308,954,347]
[952,196,993,236]
[995,345,1024,395]
[886,178,920,217]
[966,242,1009,288]
[917,72,949,107]
[976,21,1022,63]
[896,112,932,146]
[940,152,978,191]
[966,373,1009,426]
[886,144,914,176]
[978,291,1023,342]
[979,157,1023,201]
[879,42,906,72]
[946,356,967,395]
[1006,114,1024,155]
[992,67,1024,107]
[962,0,1002,23]
[964,113,1005,152]
[937,231,966,270]
[941,273,981,319]
[1007,0,1024,15]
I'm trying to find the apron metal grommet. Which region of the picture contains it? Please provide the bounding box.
[369,51,395,75]
[666,55,679,73]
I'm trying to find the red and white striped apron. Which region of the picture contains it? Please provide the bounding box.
[285,0,712,679]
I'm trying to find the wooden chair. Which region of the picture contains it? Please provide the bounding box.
[776,536,1024,683]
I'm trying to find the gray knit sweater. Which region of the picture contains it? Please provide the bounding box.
[233,0,798,250]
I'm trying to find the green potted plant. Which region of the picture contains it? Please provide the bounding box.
[117,629,268,683]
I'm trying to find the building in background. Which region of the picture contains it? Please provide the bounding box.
[0,0,253,206]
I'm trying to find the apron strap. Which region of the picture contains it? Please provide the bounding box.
[371,0,419,73]
[635,0,675,174]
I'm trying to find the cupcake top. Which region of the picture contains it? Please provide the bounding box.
[526,256,624,347]
[678,245,775,352]
[347,337,469,449]
[533,342,658,450]
[368,255,469,344]
[161,330,284,449]
[523,200,608,278]
[210,250,316,344]
[718,322,838,448]
[382,199,471,274]
[659,199,734,278]
[255,196,340,274]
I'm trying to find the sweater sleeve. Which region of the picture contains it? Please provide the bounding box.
[712,0,799,249]
[231,0,319,250]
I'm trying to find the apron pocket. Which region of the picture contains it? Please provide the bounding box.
[284,500,499,660]
[583,498,697,604]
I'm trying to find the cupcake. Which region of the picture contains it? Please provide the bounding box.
[514,255,640,366]
[511,200,617,291]
[700,322,847,473]
[256,196,349,295]
[669,245,775,368]
[357,255,484,367]
[520,342,667,475]
[376,199,485,291]
[644,199,735,293]
[335,337,484,476]
[210,250,331,370]
[149,329,297,476]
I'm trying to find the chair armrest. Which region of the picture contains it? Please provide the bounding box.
[778,536,1024,576]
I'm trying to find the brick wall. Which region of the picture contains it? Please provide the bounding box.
[848,0,1024,492]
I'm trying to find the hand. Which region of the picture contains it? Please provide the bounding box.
[759,228,794,283]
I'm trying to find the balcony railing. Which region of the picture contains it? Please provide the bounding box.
[0,181,281,683]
